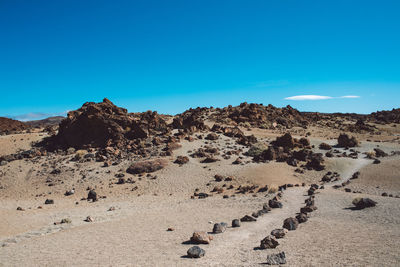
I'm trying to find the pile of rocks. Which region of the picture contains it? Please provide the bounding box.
[250,133,325,171]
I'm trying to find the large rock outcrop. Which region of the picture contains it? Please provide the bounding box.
[44,98,166,149]
[0,117,28,134]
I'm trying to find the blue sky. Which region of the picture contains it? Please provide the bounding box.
[1,0,399,120]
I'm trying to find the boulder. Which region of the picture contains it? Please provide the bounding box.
[240,215,257,222]
[374,148,387,157]
[232,219,241,227]
[269,199,283,209]
[87,190,98,202]
[273,133,294,149]
[45,199,54,205]
[260,235,279,249]
[187,246,205,258]
[337,134,358,147]
[265,252,286,265]
[296,213,308,223]
[174,156,189,165]
[212,222,227,234]
[283,217,299,230]
[205,133,219,140]
[127,159,167,174]
[270,228,287,239]
[319,143,332,150]
[190,231,212,244]
[352,198,377,209]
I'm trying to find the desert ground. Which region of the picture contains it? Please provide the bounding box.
[0,101,399,266]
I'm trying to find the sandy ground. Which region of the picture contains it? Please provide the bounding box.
[0,128,400,266]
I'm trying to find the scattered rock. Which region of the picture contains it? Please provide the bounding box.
[337,134,358,147]
[283,217,299,230]
[87,190,98,202]
[319,143,332,150]
[260,235,279,249]
[352,197,377,209]
[190,231,212,244]
[270,228,287,239]
[127,159,167,174]
[174,156,189,165]
[265,251,286,265]
[44,199,54,205]
[60,218,71,224]
[240,215,257,222]
[268,199,283,209]
[187,246,205,258]
[84,216,94,222]
[212,222,227,234]
[232,219,241,227]
[296,213,308,223]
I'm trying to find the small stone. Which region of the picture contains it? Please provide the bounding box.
[187,246,205,258]
[265,251,286,265]
[283,217,299,230]
[352,197,377,209]
[167,227,174,231]
[87,190,97,202]
[296,213,308,223]
[240,215,257,222]
[84,216,94,222]
[60,218,71,224]
[190,231,212,244]
[268,199,283,209]
[212,222,227,234]
[16,207,24,211]
[44,199,54,205]
[260,235,279,249]
[270,228,286,239]
[232,219,241,227]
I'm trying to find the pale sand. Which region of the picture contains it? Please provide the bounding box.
[0,129,399,266]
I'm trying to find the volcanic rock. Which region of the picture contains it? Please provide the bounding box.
[283,217,299,230]
[265,252,286,265]
[352,198,377,209]
[232,219,241,227]
[260,235,279,249]
[337,134,359,147]
[270,228,287,239]
[190,231,212,244]
[44,98,150,149]
[187,246,205,258]
[174,156,189,165]
[127,159,167,174]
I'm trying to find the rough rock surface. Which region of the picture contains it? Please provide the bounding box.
[190,231,212,244]
[0,117,28,134]
[126,159,167,174]
[187,246,205,258]
[265,252,286,265]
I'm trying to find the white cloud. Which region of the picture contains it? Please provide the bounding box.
[285,95,361,101]
[284,95,333,100]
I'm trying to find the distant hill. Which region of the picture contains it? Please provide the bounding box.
[0,117,28,134]
[25,116,65,128]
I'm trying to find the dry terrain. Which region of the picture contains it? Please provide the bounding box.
[1,102,399,266]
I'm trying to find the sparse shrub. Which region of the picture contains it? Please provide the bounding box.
[365,150,376,158]
[247,143,268,157]
[73,150,87,161]
[268,184,279,194]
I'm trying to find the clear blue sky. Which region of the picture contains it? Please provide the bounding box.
[1,0,399,120]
